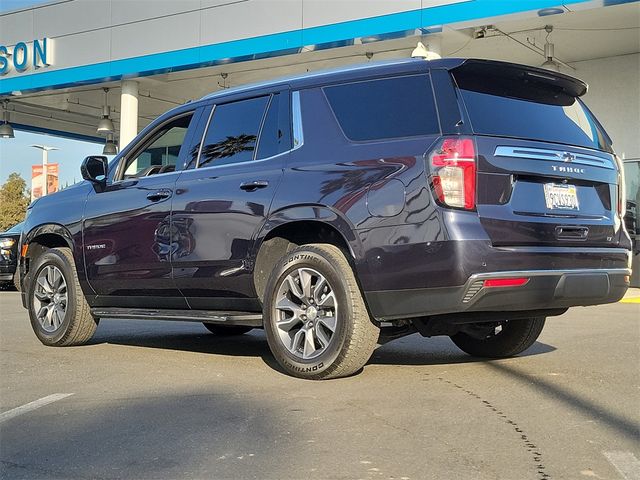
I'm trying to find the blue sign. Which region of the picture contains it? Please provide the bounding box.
[0,38,50,75]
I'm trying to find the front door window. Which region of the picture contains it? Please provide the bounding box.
[121,114,193,179]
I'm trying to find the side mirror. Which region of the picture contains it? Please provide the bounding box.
[81,156,108,187]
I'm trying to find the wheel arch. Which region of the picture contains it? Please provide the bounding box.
[24,223,74,257]
[21,223,87,295]
[252,206,362,302]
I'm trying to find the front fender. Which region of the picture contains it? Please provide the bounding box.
[23,223,74,250]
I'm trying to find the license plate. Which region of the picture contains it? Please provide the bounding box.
[544,183,579,210]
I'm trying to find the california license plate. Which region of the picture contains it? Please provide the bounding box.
[544,183,579,210]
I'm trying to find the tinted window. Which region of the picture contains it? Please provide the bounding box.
[454,70,611,152]
[199,96,269,168]
[256,93,291,159]
[324,75,439,141]
[122,113,193,179]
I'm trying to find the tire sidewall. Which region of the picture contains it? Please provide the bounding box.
[27,249,78,345]
[264,248,354,378]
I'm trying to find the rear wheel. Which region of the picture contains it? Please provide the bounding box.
[202,323,253,336]
[263,243,379,380]
[450,317,546,358]
[27,247,98,346]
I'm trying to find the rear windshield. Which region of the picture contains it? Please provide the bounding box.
[453,70,612,152]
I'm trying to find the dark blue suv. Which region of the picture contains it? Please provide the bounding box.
[19,58,632,379]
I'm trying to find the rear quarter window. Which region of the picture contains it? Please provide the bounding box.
[323,75,440,141]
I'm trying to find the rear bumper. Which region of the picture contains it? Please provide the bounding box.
[366,268,631,321]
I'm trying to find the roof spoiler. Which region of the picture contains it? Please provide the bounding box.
[451,59,587,98]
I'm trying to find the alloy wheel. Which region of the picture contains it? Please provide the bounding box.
[33,265,68,332]
[274,267,338,360]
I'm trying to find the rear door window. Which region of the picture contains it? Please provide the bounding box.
[323,75,440,141]
[198,96,269,168]
[256,93,291,160]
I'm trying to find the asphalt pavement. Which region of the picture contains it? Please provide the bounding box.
[0,290,638,480]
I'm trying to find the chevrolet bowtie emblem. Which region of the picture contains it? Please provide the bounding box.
[562,152,576,162]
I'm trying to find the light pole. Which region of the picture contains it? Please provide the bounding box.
[30,145,58,197]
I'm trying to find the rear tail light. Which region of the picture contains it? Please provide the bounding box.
[613,155,626,218]
[428,137,476,210]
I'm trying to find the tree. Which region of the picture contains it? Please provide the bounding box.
[0,173,30,231]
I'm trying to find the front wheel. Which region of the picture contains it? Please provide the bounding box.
[450,317,546,358]
[263,243,379,380]
[27,247,98,346]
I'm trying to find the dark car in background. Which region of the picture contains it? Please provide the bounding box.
[18,58,632,379]
[1,222,23,290]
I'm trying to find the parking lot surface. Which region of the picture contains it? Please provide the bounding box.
[1,290,638,480]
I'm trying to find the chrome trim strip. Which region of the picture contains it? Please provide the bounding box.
[252,94,273,162]
[292,91,304,150]
[468,268,630,281]
[494,146,614,169]
[195,104,216,169]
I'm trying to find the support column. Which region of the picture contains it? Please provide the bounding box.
[119,80,138,150]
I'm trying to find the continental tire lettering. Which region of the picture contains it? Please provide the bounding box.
[284,254,315,267]
[282,360,324,373]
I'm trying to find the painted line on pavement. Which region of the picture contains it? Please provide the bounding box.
[0,394,74,424]
[620,297,640,304]
[603,451,640,480]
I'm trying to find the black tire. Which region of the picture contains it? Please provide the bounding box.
[13,271,21,291]
[450,317,546,358]
[27,247,98,346]
[263,243,379,380]
[202,323,253,336]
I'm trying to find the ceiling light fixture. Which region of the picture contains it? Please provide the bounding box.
[538,7,564,16]
[0,100,15,139]
[540,25,560,72]
[103,132,118,155]
[96,88,115,134]
[218,72,229,89]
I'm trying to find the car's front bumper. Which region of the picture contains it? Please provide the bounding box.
[365,268,631,321]
[0,263,16,281]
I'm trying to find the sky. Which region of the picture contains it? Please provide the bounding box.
[0,130,114,189]
[0,0,52,13]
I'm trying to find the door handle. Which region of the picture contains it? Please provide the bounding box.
[239,180,269,191]
[555,225,589,240]
[146,189,172,201]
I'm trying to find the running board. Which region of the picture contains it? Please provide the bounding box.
[90,308,263,327]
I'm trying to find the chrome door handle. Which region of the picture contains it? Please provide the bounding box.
[146,189,172,201]
[240,180,269,191]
